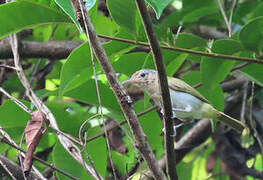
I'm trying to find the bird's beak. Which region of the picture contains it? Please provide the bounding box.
[122,78,138,86]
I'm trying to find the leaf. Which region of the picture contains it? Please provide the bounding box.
[176,33,207,49]
[85,0,96,11]
[239,17,263,52]
[64,80,121,112]
[55,0,82,32]
[240,64,263,87]
[59,42,91,96]
[146,0,173,19]
[0,100,30,128]
[183,7,218,23]
[24,110,49,175]
[53,142,83,180]
[0,0,71,39]
[107,0,136,34]
[201,40,241,91]
[166,53,188,76]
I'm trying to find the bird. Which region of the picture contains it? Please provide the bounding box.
[123,69,247,133]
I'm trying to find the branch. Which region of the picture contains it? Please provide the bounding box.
[97,34,263,64]
[8,34,102,179]
[0,155,41,180]
[0,40,82,60]
[135,0,177,179]
[71,0,165,179]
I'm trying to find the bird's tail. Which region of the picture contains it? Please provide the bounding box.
[216,111,248,134]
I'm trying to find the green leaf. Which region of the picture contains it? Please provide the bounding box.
[55,0,82,32]
[107,0,136,34]
[53,142,83,180]
[239,17,263,52]
[0,100,30,128]
[64,80,121,112]
[0,0,71,39]
[183,7,218,23]
[59,43,91,96]
[146,0,173,19]
[113,52,149,76]
[176,33,207,49]
[240,64,263,87]
[166,53,188,76]
[201,40,241,91]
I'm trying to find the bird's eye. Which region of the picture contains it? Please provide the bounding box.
[140,72,146,78]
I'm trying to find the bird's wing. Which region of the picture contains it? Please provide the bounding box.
[168,77,209,103]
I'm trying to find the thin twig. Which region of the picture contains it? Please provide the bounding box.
[77,1,117,179]
[97,34,263,64]
[135,0,177,179]
[0,136,79,180]
[240,80,248,123]
[71,1,165,179]
[0,157,16,180]
[0,64,19,70]
[86,106,157,143]
[217,0,232,36]
[0,87,32,114]
[8,33,102,179]
[249,82,263,154]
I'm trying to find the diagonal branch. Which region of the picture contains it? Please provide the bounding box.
[8,33,102,179]
[135,0,177,179]
[70,0,165,179]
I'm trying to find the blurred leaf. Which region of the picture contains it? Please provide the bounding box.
[93,14,118,36]
[183,7,218,23]
[240,64,263,87]
[107,0,136,34]
[176,33,207,49]
[166,53,188,76]
[146,0,173,19]
[201,40,241,91]
[239,17,263,52]
[0,0,70,39]
[85,0,96,11]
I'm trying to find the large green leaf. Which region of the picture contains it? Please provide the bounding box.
[176,33,207,49]
[239,17,263,52]
[240,64,263,87]
[64,80,121,112]
[59,42,91,96]
[0,100,30,128]
[0,0,71,39]
[201,40,241,91]
[146,0,173,19]
[107,0,136,34]
[53,142,83,180]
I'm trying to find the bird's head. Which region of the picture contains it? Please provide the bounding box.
[122,69,158,91]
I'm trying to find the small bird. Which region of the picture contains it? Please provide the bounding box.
[123,69,247,133]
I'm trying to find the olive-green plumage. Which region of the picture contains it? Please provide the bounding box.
[123,69,247,133]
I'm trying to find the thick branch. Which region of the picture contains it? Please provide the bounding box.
[135,0,177,179]
[0,155,41,180]
[0,40,82,60]
[71,0,165,179]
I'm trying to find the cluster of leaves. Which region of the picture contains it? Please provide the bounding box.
[0,0,263,179]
